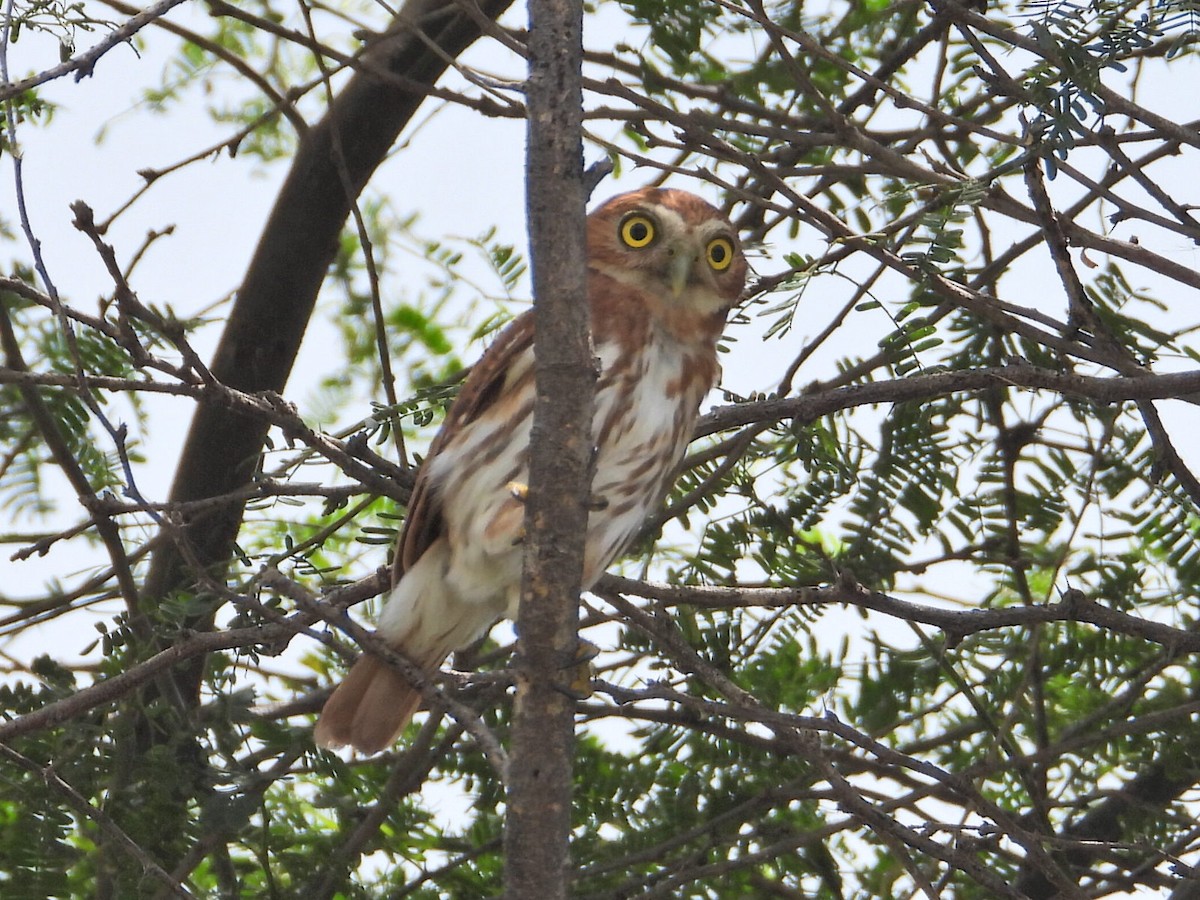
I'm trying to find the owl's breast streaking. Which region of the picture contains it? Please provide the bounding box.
[423,294,721,621]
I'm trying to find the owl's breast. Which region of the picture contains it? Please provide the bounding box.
[582,331,719,583]
[426,329,718,611]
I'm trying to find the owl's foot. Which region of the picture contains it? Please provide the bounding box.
[504,482,529,546]
[509,481,608,512]
[559,638,599,700]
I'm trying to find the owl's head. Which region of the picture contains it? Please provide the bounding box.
[587,187,747,315]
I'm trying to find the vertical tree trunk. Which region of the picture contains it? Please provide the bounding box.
[503,0,589,897]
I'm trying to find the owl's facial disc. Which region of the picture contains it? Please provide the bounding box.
[597,195,742,316]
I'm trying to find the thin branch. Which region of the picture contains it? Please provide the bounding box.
[0,0,192,100]
[599,574,1200,653]
[697,365,1200,437]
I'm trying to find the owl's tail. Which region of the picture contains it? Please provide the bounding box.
[314,539,495,754]
[313,650,438,754]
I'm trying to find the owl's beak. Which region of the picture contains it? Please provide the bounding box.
[667,246,694,297]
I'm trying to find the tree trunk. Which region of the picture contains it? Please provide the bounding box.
[503,0,589,897]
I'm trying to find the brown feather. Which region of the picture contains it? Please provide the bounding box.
[394,312,535,582]
[313,655,415,753]
[313,646,449,753]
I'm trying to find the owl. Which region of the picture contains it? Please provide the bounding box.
[315,187,747,753]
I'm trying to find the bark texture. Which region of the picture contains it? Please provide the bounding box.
[502,0,590,896]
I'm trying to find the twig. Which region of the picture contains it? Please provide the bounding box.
[0,0,192,100]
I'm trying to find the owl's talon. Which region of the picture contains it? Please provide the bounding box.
[573,638,601,664]
[509,481,605,511]
[559,638,599,700]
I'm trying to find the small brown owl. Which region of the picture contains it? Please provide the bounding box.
[315,187,747,753]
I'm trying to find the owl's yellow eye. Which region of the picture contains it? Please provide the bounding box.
[619,214,657,249]
[706,237,735,271]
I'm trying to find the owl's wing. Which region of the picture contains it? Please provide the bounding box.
[392,310,536,584]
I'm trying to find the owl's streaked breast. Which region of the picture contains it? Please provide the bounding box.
[425,320,719,617]
[584,328,718,578]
